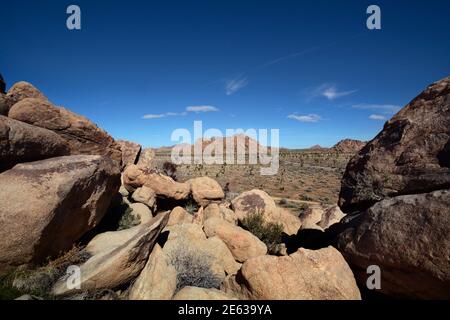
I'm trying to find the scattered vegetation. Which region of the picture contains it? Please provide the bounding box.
[0,246,90,300]
[117,205,141,230]
[241,211,284,254]
[168,247,222,293]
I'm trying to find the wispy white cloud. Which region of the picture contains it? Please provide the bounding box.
[225,76,248,95]
[186,105,219,113]
[353,103,401,115]
[309,84,357,101]
[288,114,322,123]
[142,111,187,120]
[369,114,387,121]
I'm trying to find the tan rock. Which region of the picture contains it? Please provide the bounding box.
[145,173,190,201]
[188,177,224,206]
[8,97,122,162]
[192,206,204,226]
[204,203,221,220]
[129,203,153,224]
[172,286,236,300]
[232,189,301,235]
[0,155,120,269]
[224,246,361,300]
[117,140,141,170]
[131,186,157,210]
[52,212,169,296]
[163,223,240,278]
[203,218,267,262]
[136,148,155,169]
[0,115,70,172]
[5,81,47,111]
[128,244,177,300]
[219,204,238,225]
[122,164,148,192]
[167,207,193,226]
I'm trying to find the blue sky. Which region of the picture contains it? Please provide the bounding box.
[1,0,450,148]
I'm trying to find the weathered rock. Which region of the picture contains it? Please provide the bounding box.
[204,218,267,262]
[192,206,204,226]
[0,115,70,171]
[122,164,147,192]
[204,203,221,220]
[0,155,120,269]
[167,207,193,226]
[232,189,301,235]
[117,140,141,169]
[129,203,153,224]
[223,247,361,300]
[52,212,169,296]
[163,223,240,278]
[136,148,155,169]
[119,185,129,197]
[339,76,450,213]
[188,177,224,206]
[318,206,345,229]
[8,98,122,163]
[4,81,46,112]
[337,189,450,299]
[145,173,190,201]
[128,244,177,300]
[131,186,157,210]
[331,139,366,153]
[172,286,236,300]
[219,204,238,225]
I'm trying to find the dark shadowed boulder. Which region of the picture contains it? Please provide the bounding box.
[0,115,70,172]
[0,74,5,94]
[0,94,7,116]
[0,155,120,270]
[337,190,450,299]
[8,98,122,162]
[117,140,141,169]
[339,76,450,213]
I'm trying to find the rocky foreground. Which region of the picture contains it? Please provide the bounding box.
[0,76,449,300]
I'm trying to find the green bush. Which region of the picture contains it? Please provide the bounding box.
[241,211,284,254]
[117,206,141,230]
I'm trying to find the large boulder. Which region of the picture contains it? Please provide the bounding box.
[232,189,301,235]
[223,247,361,300]
[131,186,157,210]
[339,76,450,213]
[188,177,224,206]
[4,81,47,112]
[122,164,148,192]
[0,115,70,172]
[8,98,122,163]
[337,189,450,299]
[163,223,240,279]
[172,286,236,300]
[52,212,169,296]
[0,155,120,269]
[167,207,193,226]
[203,217,267,262]
[128,244,177,300]
[145,173,190,201]
[117,140,141,169]
[136,148,155,169]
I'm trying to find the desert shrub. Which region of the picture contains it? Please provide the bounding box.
[117,206,141,230]
[162,161,177,181]
[241,211,284,254]
[279,198,288,205]
[168,247,222,293]
[184,198,199,215]
[0,246,91,299]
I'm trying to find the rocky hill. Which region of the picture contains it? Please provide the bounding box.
[331,139,366,153]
